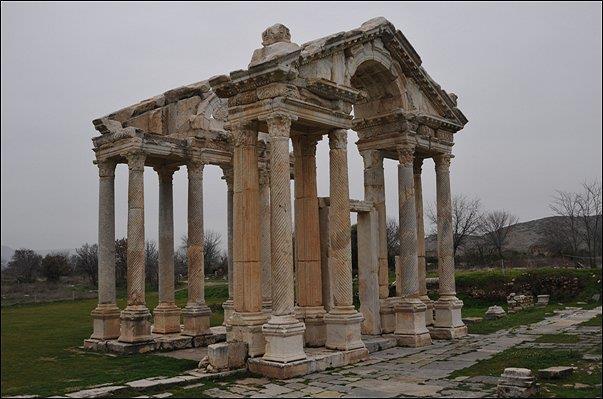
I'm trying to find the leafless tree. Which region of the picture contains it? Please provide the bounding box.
[145,241,159,289]
[549,190,581,256]
[385,218,399,267]
[115,238,127,288]
[427,194,483,258]
[179,230,225,276]
[479,210,519,268]
[577,180,602,267]
[73,243,98,286]
[5,249,42,283]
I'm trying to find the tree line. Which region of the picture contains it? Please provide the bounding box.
[2,230,227,287]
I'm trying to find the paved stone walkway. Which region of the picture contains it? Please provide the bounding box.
[197,306,601,398]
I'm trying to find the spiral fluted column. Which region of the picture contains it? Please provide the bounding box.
[182,160,211,336]
[432,153,467,339]
[90,160,120,340]
[324,129,365,352]
[393,145,431,347]
[118,151,152,343]
[261,114,306,363]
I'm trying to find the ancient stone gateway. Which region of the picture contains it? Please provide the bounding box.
[86,17,468,378]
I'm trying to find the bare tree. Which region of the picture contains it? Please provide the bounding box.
[179,230,225,276]
[549,190,581,256]
[145,241,159,289]
[576,180,602,267]
[427,194,483,258]
[385,218,399,268]
[73,243,98,286]
[115,238,127,288]
[6,249,42,283]
[41,252,71,282]
[479,210,518,268]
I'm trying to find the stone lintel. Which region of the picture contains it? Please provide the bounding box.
[225,97,352,133]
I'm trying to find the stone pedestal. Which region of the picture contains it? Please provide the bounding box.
[222,299,234,325]
[394,298,432,347]
[380,298,397,334]
[431,296,467,339]
[152,305,181,334]
[182,305,212,336]
[296,306,326,347]
[325,306,365,351]
[420,295,434,326]
[119,306,153,343]
[227,312,267,357]
[91,304,121,340]
[262,315,307,363]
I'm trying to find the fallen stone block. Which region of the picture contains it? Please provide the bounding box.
[537,366,576,379]
[496,368,538,398]
[485,306,506,320]
[535,295,550,307]
[463,317,483,324]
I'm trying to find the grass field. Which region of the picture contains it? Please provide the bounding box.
[0,283,227,397]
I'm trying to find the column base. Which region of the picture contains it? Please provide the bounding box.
[380,297,397,334]
[432,296,467,340]
[118,305,152,343]
[222,299,234,326]
[324,305,365,351]
[295,306,326,347]
[152,304,181,334]
[181,304,212,336]
[227,311,268,357]
[90,304,121,340]
[393,297,432,347]
[262,315,307,363]
[420,295,434,326]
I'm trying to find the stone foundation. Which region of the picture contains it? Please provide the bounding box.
[248,346,369,380]
[324,306,365,351]
[227,312,267,357]
[393,298,432,347]
[432,297,467,339]
[84,326,226,354]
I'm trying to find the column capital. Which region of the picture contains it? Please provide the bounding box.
[187,160,205,178]
[413,157,424,175]
[125,151,146,171]
[231,122,258,147]
[360,149,383,169]
[154,165,179,181]
[97,159,117,178]
[434,153,452,172]
[328,129,347,150]
[396,144,415,167]
[265,113,296,139]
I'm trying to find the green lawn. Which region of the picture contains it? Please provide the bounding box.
[535,333,580,344]
[1,284,228,397]
[465,304,564,334]
[580,314,602,327]
[449,347,602,398]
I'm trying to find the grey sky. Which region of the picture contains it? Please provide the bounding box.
[1,2,601,251]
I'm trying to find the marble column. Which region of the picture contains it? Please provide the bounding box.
[153,165,181,334]
[118,151,152,343]
[361,149,395,333]
[393,145,431,347]
[259,166,273,314]
[221,166,235,325]
[293,134,326,347]
[432,153,467,339]
[324,129,365,352]
[90,159,120,340]
[357,209,381,335]
[182,160,212,336]
[262,114,306,363]
[228,122,266,357]
[413,158,434,326]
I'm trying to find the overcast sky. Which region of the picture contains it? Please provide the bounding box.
[1,2,601,252]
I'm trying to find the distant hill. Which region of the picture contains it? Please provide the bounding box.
[425,215,601,256]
